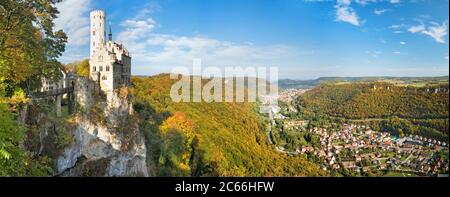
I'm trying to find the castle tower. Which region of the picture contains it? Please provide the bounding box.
[89,9,131,93]
[90,10,106,58]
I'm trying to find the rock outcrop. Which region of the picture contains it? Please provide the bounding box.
[56,77,148,177]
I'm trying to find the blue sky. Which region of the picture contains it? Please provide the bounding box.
[55,0,449,79]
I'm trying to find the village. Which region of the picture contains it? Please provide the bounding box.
[292,123,449,177]
[266,88,450,177]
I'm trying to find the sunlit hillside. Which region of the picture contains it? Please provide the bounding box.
[131,74,327,177]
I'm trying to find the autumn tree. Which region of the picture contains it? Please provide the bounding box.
[0,0,65,177]
[76,59,90,77]
[0,0,67,97]
[158,112,195,176]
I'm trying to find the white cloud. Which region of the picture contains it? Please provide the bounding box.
[135,1,162,19]
[393,51,401,54]
[116,12,312,75]
[389,24,407,29]
[374,8,389,15]
[303,0,333,2]
[366,50,382,57]
[335,0,361,26]
[422,22,448,43]
[54,0,91,46]
[400,41,406,45]
[408,22,448,43]
[355,0,378,6]
[121,33,303,71]
[117,19,157,42]
[388,23,419,34]
[337,0,352,5]
[408,24,425,33]
[390,0,401,4]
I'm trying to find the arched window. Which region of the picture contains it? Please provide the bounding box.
[98,55,103,62]
[106,66,110,71]
[102,75,107,80]
[93,66,96,72]
[99,66,103,72]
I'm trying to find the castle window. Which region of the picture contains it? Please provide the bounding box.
[99,66,103,72]
[93,66,96,72]
[106,66,110,71]
[93,30,96,36]
[102,76,107,80]
[98,55,103,62]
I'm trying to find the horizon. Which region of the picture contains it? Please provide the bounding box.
[132,73,449,81]
[56,0,449,79]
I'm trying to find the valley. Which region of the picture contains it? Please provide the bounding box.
[269,79,449,177]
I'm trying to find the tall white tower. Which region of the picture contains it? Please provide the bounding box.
[90,10,106,58]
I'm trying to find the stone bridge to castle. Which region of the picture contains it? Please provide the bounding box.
[28,85,75,117]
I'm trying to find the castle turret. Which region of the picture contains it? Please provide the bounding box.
[108,24,113,42]
[90,10,106,58]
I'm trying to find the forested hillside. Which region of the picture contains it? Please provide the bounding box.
[131,74,327,177]
[294,82,449,140]
[278,76,449,89]
[296,82,449,119]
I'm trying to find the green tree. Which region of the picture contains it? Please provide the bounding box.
[76,59,90,77]
[0,103,52,176]
[0,0,67,97]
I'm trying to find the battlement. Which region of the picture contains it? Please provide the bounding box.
[90,10,105,17]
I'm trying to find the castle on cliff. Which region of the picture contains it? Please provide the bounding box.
[89,10,131,92]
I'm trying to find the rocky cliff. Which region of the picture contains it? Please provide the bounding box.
[56,77,148,177]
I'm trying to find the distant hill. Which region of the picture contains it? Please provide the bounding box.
[295,82,449,140]
[131,74,327,177]
[279,76,449,89]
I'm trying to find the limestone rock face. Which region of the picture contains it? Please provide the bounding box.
[57,78,148,177]
[74,77,97,110]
